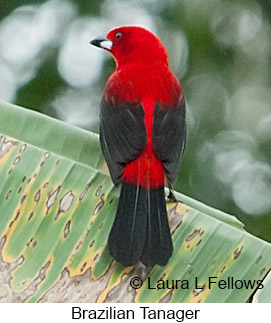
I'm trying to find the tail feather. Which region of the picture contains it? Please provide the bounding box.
[108,182,172,267]
[140,187,173,266]
[108,182,147,266]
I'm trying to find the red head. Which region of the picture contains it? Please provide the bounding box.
[90,26,169,69]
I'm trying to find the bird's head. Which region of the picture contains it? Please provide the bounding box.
[90,26,169,69]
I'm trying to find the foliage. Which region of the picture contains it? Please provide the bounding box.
[0,0,270,242]
[0,101,270,302]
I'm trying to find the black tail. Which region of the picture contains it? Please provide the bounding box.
[108,182,173,267]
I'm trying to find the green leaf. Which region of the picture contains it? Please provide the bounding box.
[252,270,271,303]
[0,100,270,303]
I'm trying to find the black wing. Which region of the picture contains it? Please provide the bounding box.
[100,99,147,185]
[152,98,186,184]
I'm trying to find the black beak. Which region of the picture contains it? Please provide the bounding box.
[89,36,113,50]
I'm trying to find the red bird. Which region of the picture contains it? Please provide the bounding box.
[90,26,186,267]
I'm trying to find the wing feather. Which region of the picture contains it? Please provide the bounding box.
[152,99,186,183]
[100,99,147,185]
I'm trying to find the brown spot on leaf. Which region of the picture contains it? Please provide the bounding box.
[22,176,26,182]
[6,189,12,200]
[39,261,51,281]
[193,284,206,296]
[196,239,202,247]
[0,136,15,158]
[89,240,95,248]
[43,181,49,188]
[18,186,22,194]
[80,262,87,272]
[256,256,262,264]
[46,186,61,214]
[28,212,34,221]
[13,156,20,165]
[233,246,244,260]
[159,290,173,303]
[79,182,91,201]
[21,195,26,204]
[57,191,74,217]
[15,210,20,221]
[32,241,37,247]
[44,152,50,159]
[34,189,41,203]
[95,185,102,196]
[220,266,226,273]
[76,241,82,250]
[64,220,71,238]
[27,238,33,247]
[259,268,266,276]
[40,161,45,167]
[93,253,99,261]
[93,194,105,215]
[0,236,7,249]
[211,259,216,267]
[168,203,184,234]
[19,144,27,153]
[186,229,202,242]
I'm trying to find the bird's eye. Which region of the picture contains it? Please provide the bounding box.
[115,32,122,40]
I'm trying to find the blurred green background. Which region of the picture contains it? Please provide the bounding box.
[0,0,270,242]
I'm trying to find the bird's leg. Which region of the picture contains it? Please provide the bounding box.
[166,184,179,203]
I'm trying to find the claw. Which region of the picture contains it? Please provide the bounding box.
[166,183,184,203]
[167,189,178,202]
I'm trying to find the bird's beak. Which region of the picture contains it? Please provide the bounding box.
[89,36,113,51]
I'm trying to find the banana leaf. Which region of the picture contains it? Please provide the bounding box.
[0,100,270,303]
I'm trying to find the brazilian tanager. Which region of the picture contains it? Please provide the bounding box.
[90,26,186,267]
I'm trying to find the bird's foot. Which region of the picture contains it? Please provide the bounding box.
[166,186,184,203]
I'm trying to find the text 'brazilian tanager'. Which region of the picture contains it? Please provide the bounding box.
[90,26,186,267]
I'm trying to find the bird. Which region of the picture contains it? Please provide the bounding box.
[90,26,186,267]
